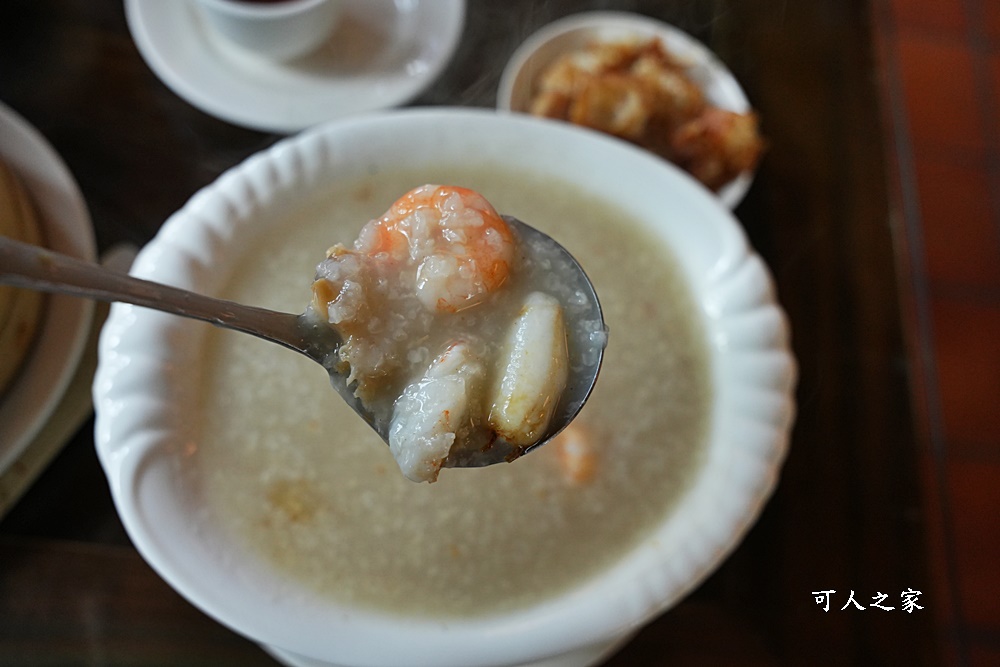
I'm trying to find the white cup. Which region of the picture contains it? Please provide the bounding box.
[196,0,343,62]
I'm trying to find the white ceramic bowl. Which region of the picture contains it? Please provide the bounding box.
[94,108,795,667]
[497,11,755,209]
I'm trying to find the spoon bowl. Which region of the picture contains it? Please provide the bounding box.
[0,216,604,468]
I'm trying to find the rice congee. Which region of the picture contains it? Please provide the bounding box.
[195,165,712,617]
[306,184,598,483]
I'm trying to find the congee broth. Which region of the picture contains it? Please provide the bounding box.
[196,165,711,617]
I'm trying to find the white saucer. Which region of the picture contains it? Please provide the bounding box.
[125,0,466,134]
[0,101,96,474]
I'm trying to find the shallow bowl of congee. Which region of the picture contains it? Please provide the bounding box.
[94,108,796,667]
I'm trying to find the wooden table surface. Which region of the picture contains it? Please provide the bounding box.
[0,1,939,665]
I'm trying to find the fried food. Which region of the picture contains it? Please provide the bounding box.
[671,107,765,191]
[529,37,765,192]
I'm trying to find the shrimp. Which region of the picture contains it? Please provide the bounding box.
[354,184,515,313]
[551,423,598,485]
[310,185,515,397]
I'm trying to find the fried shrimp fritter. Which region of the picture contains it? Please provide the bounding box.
[529,37,765,192]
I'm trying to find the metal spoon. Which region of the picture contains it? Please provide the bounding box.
[0,217,605,468]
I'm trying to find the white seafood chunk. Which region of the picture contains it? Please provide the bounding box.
[388,341,485,483]
[489,292,570,447]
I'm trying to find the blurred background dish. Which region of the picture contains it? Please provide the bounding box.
[497,11,758,209]
[125,0,465,133]
[0,101,96,474]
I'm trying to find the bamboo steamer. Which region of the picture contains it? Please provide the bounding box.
[0,157,45,396]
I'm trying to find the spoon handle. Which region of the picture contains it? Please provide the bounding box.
[0,235,313,357]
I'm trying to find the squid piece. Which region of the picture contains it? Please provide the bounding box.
[489,292,570,447]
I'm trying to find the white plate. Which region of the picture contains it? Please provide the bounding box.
[95,109,795,667]
[497,11,756,209]
[125,0,466,133]
[0,101,96,474]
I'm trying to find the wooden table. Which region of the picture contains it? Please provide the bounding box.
[0,1,938,664]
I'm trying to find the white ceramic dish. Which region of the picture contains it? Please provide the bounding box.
[125,0,465,133]
[194,0,344,63]
[94,108,795,667]
[497,11,755,209]
[0,101,96,474]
